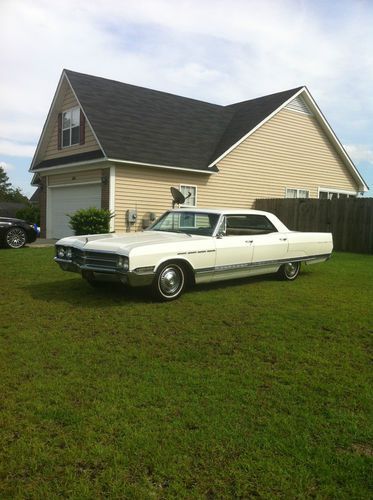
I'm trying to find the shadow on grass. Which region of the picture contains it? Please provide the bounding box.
[24,269,313,307]
[24,277,153,307]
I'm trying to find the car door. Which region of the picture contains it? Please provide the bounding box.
[213,215,255,282]
[248,215,289,264]
[251,233,289,264]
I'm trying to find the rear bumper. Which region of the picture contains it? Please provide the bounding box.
[54,257,154,287]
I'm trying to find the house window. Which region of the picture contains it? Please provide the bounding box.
[62,107,80,147]
[285,188,309,199]
[180,185,197,207]
[319,189,356,200]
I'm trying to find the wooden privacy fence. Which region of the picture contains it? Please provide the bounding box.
[254,198,373,254]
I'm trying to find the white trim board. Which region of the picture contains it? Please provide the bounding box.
[48,181,101,189]
[107,158,216,175]
[33,157,215,177]
[109,166,116,232]
[318,187,357,196]
[33,159,109,174]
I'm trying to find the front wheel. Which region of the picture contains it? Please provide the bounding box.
[152,262,186,301]
[278,261,301,281]
[5,227,27,248]
[82,270,105,288]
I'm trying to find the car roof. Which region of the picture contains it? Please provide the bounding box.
[169,208,272,216]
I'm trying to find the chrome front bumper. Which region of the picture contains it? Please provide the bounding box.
[54,257,154,287]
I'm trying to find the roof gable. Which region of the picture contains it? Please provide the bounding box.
[30,70,368,191]
[64,70,301,174]
[65,70,228,172]
[30,74,104,171]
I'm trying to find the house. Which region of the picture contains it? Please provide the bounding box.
[30,69,368,239]
[29,187,40,206]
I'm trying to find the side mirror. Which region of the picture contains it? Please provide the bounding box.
[216,218,226,239]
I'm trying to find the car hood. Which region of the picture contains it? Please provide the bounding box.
[56,230,210,253]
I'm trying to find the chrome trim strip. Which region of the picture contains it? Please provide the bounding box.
[194,253,331,276]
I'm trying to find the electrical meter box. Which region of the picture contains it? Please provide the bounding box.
[127,209,137,224]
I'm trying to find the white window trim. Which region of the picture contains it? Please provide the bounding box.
[179,184,197,207]
[318,187,357,198]
[62,106,80,148]
[285,187,310,199]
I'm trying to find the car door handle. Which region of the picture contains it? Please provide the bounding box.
[245,240,253,244]
[279,237,288,241]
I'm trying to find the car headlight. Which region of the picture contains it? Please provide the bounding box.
[118,255,129,271]
[57,246,65,259]
[56,246,72,260]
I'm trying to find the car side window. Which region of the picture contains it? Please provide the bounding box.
[225,215,277,236]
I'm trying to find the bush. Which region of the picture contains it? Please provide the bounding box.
[16,205,40,225]
[68,207,113,235]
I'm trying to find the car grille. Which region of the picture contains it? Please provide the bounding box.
[72,248,118,271]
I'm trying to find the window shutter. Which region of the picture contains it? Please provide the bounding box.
[80,110,85,145]
[57,113,62,150]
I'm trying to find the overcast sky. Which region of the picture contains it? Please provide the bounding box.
[1,0,372,196]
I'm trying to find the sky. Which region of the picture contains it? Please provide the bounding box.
[1,0,372,197]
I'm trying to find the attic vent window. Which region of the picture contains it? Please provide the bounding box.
[62,107,80,147]
[286,95,312,115]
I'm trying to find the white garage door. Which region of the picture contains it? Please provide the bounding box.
[49,183,101,239]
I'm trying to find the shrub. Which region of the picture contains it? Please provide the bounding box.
[68,207,113,235]
[16,205,40,225]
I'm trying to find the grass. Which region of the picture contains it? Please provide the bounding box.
[0,248,372,498]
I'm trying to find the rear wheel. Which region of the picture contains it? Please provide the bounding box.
[5,227,27,249]
[152,262,186,301]
[278,261,301,281]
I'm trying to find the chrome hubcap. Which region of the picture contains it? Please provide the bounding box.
[284,262,298,277]
[6,228,26,248]
[159,267,182,296]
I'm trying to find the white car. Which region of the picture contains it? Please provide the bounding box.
[55,208,333,301]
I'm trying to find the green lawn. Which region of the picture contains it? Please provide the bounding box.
[0,248,372,498]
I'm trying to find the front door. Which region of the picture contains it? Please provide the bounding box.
[213,215,255,282]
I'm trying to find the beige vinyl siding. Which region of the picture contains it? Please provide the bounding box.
[48,169,102,186]
[114,106,359,232]
[115,166,210,232]
[43,86,100,161]
[203,107,358,207]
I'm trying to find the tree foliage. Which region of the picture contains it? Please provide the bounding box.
[0,165,29,203]
[16,205,40,225]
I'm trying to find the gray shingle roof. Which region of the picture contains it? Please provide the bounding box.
[60,70,303,172]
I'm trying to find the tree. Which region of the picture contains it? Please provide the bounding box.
[0,165,29,203]
[0,166,12,196]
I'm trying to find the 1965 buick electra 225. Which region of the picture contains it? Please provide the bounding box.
[55,207,333,301]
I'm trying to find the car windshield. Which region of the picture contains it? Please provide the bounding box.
[149,211,220,236]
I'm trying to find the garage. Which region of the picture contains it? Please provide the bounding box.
[48,183,101,239]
